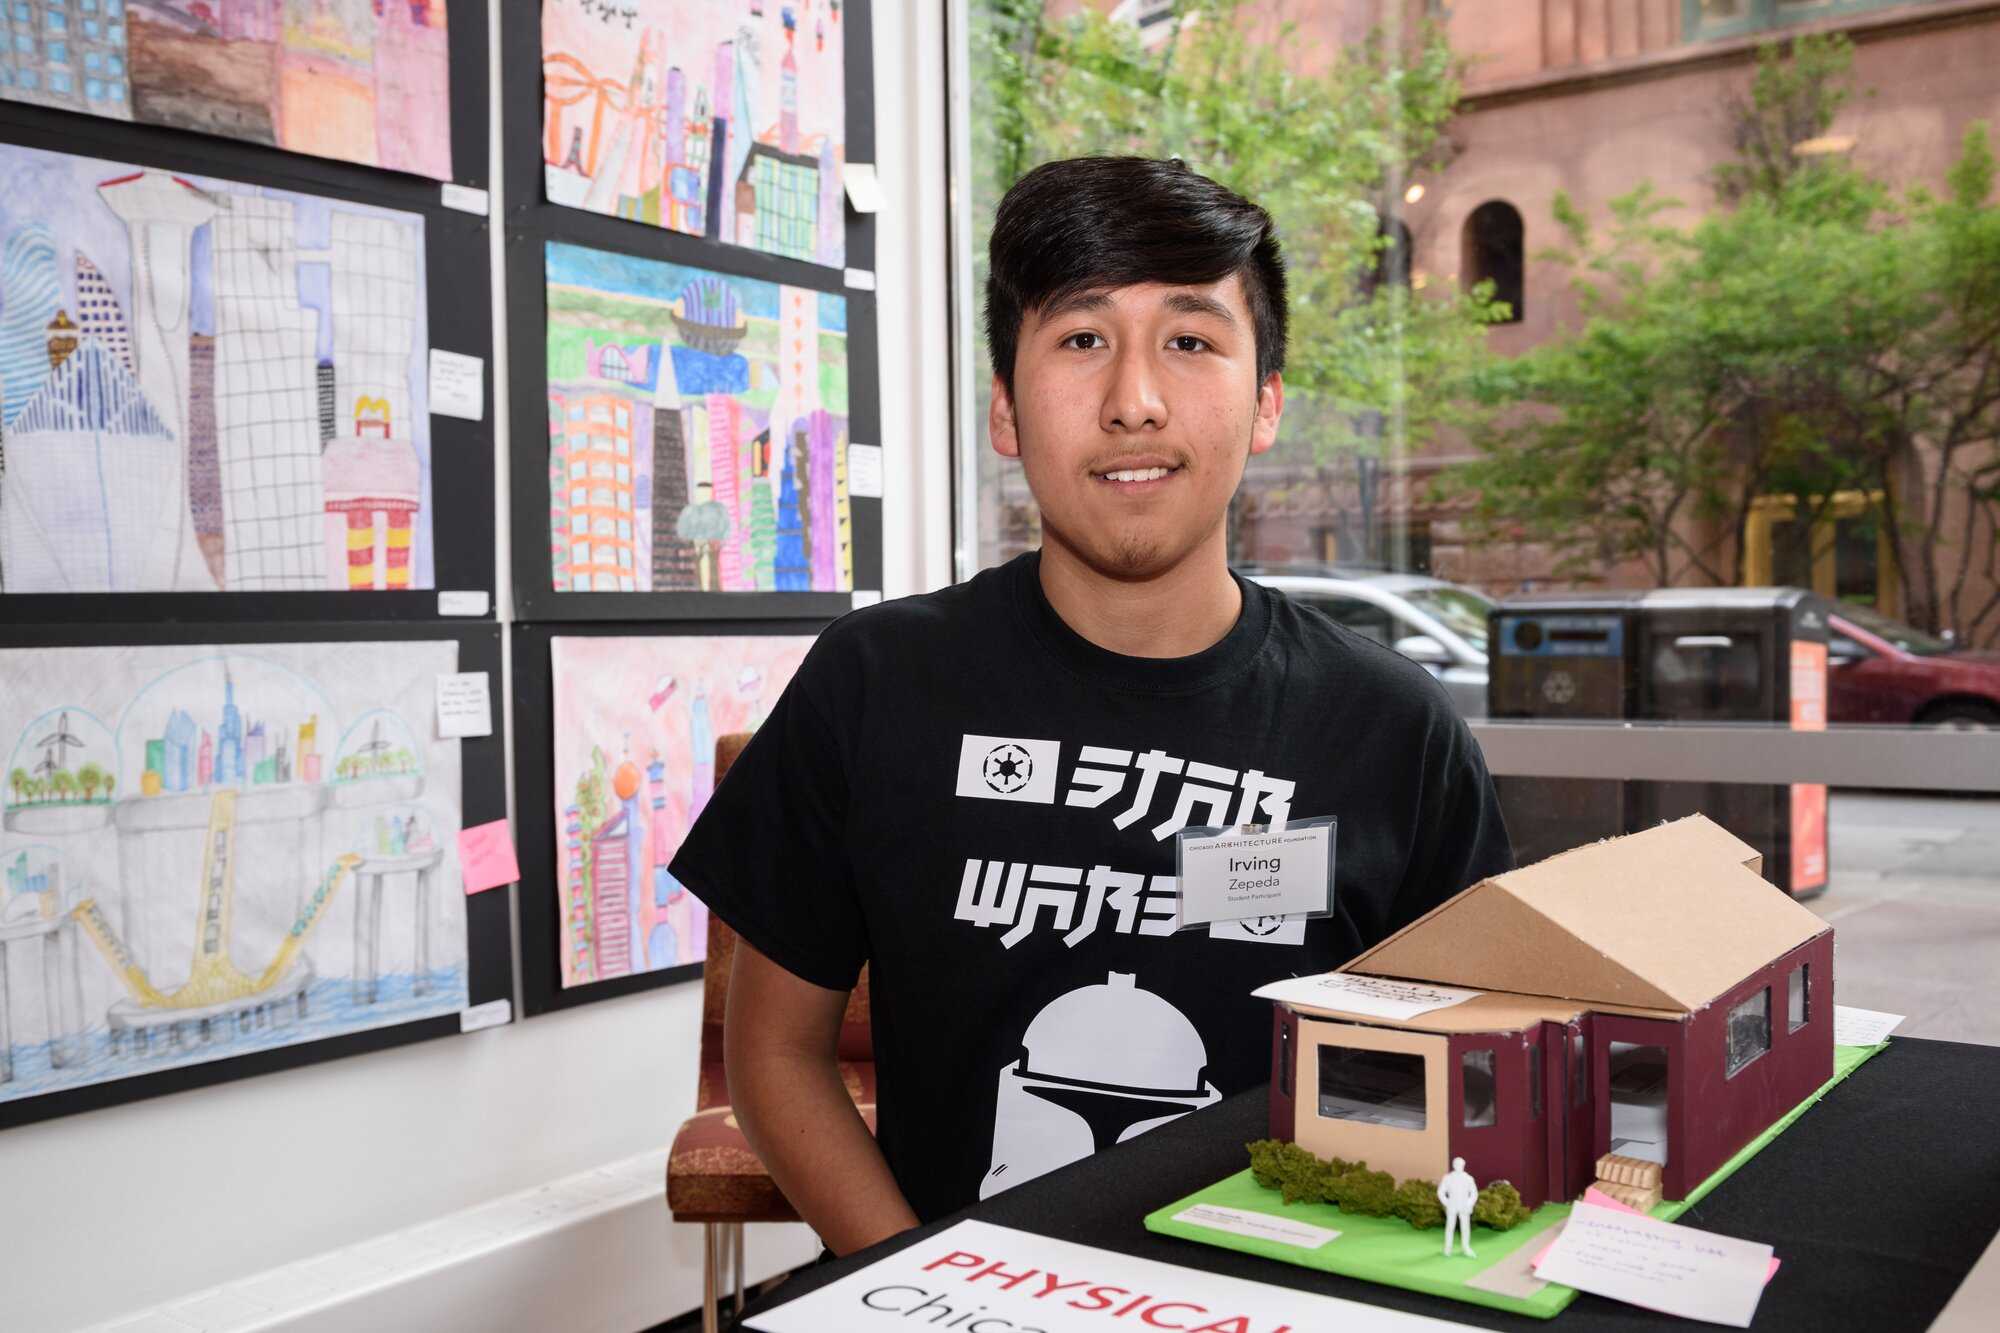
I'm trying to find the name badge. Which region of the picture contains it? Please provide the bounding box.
[1174,817,1336,930]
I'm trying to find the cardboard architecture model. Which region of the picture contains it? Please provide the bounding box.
[1265,816,1834,1208]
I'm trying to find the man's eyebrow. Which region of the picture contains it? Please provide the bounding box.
[1037,289,1114,321]
[1162,291,1237,324]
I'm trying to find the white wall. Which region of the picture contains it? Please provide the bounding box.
[0,1,953,1327]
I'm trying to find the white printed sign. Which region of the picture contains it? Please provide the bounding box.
[747,1219,1470,1333]
[848,443,884,498]
[1833,1004,1905,1047]
[1533,1202,1774,1328]
[1171,1203,1340,1251]
[1178,824,1330,927]
[1252,971,1484,1021]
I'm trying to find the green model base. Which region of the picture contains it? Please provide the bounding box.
[1143,1041,1888,1319]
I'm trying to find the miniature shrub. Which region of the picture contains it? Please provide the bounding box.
[1473,1180,1533,1231]
[1331,1167,1398,1217]
[1392,1178,1445,1230]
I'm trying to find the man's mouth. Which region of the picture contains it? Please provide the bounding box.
[1091,463,1184,486]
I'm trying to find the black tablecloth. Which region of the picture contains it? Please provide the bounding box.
[744,1037,1999,1330]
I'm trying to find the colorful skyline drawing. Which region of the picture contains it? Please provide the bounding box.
[0,1,453,181]
[0,142,434,594]
[542,0,844,267]
[550,633,813,987]
[0,640,468,1104]
[545,239,851,594]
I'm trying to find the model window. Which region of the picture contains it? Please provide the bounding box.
[1318,1045,1426,1131]
[1278,1021,1291,1097]
[1528,1043,1543,1120]
[1570,1028,1586,1106]
[1787,964,1809,1032]
[1726,988,1772,1077]
[1461,1049,1497,1128]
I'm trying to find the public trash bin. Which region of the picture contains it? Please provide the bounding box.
[1488,588,1831,900]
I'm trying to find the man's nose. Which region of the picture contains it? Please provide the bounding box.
[1100,346,1167,434]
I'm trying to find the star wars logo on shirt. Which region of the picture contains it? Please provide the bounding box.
[955,734,1296,840]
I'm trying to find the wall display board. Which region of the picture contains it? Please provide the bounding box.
[505,0,874,622]
[544,240,854,595]
[540,0,844,267]
[0,621,510,1129]
[512,622,821,1014]
[0,140,437,596]
[0,1,456,181]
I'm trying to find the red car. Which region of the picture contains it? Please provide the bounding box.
[1828,605,2000,729]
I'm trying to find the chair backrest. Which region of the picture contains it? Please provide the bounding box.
[698,732,872,1066]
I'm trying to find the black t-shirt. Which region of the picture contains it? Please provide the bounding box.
[669,551,1511,1223]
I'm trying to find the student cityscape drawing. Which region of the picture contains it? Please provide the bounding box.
[669,157,1513,1254]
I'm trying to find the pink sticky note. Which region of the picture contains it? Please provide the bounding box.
[1533,1185,1780,1284]
[458,819,521,894]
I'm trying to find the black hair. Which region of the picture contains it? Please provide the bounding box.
[985,156,1288,396]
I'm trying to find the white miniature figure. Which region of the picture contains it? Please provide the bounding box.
[1438,1157,1479,1258]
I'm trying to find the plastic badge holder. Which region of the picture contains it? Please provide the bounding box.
[1170,815,1337,932]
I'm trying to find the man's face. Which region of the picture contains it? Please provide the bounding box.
[990,275,1283,581]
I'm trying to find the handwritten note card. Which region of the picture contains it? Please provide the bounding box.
[1533,1202,1774,1328]
[435,672,493,740]
[1251,972,1483,1021]
[458,819,521,895]
[1833,1005,1905,1047]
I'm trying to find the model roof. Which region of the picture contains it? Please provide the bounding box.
[1341,815,1829,1013]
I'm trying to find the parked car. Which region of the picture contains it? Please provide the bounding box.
[1241,565,1493,716]
[1827,604,2000,729]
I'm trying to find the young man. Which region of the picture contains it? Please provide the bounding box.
[669,156,1510,1256]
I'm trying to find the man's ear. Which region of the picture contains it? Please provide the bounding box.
[989,373,1022,459]
[1249,371,1285,457]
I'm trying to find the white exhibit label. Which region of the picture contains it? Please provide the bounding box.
[437,589,490,617]
[847,443,884,498]
[844,267,877,291]
[1252,972,1484,1021]
[435,672,493,740]
[440,182,490,215]
[1177,824,1330,927]
[1171,1203,1340,1251]
[851,590,884,609]
[844,161,884,214]
[460,998,512,1033]
[1533,1202,1773,1328]
[1833,1004,1905,1047]
[429,349,486,421]
[746,1219,1469,1333]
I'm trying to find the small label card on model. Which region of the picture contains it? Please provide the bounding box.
[1833,1005,1905,1047]
[1252,971,1485,1021]
[1176,822,1331,927]
[746,1219,1470,1333]
[1532,1202,1774,1328]
[1171,1203,1341,1251]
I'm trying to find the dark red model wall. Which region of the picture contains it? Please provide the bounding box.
[1446,1028,1552,1207]
[1665,933,1835,1198]
[1269,1004,1298,1141]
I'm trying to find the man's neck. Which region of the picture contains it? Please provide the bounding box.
[1036,536,1242,660]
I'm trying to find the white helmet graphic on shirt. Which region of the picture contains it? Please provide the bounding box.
[980,972,1223,1199]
